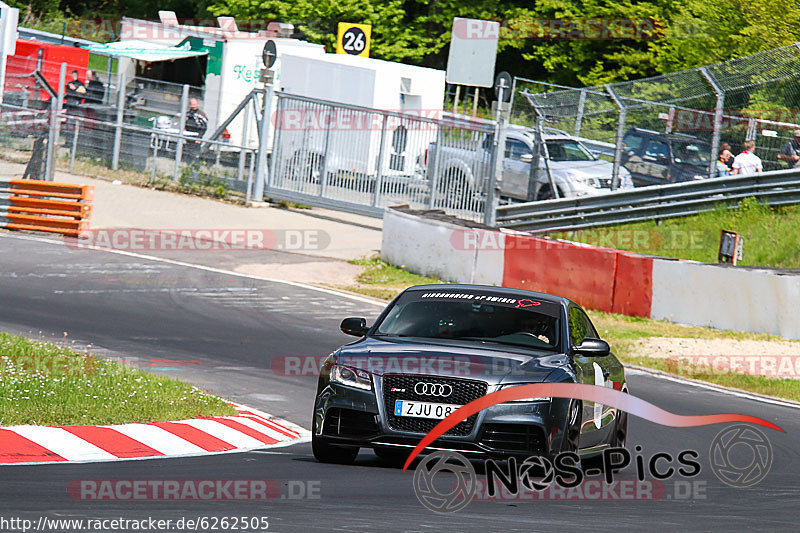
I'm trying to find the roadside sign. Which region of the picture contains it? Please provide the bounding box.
[336,23,371,57]
[262,39,277,68]
[446,17,500,87]
[495,71,512,102]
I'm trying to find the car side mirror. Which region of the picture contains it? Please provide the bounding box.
[520,153,534,163]
[341,317,369,337]
[573,338,611,357]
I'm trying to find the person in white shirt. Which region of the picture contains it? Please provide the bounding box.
[732,141,762,175]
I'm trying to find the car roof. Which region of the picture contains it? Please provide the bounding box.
[626,128,709,145]
[403,284,571,307]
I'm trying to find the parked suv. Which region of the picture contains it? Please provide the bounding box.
[621,128,712,186]
[425,125,633,204]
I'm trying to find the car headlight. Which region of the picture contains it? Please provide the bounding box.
[330,364,372,391]
[497,384,550,403]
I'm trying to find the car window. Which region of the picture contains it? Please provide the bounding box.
[622,133,643,152]
[672,142,710,165]
[568,306,597,345]
[374,291,563,352]
[505,139,531,160]
[546,140,595,161]
[643,140,669,161]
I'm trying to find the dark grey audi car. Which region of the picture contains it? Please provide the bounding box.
[311,284,628,464]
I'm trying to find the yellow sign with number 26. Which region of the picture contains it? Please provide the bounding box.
[336,23,371,57]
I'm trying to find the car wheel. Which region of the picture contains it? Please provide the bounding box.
[311,417,359,465]
[436,168,470,209]
[287,151,322,183]
[536,184,564,201]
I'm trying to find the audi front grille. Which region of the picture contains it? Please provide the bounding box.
[382,375,488,436]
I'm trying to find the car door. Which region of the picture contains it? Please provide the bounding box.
[501,138,533,200]
[568,305,616,447]
[638,139,671,186]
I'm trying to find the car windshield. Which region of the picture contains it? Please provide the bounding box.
[672,142,710,165]
[373,290,562,352]
[545,140,596,161]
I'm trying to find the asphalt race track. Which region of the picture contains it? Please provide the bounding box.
[0,232,798,532]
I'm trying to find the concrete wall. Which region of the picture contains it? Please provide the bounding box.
[381,207,800,340]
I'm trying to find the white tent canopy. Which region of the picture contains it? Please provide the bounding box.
[83,40,207,62]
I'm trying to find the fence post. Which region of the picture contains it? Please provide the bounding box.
[700,67,724,179]
[486,78,510,226]
[267,94,281,193]
[173,84,189,181]
[45,63,66,181]
[253,84,273,201]
[319,105,334,198]
[372,113,388,207]
[604,84,626,190]
[69,119,79,173]
[111,71,126,171]
[574,89,586,137]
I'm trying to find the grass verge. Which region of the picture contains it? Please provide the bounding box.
[335,261,800,402]
[0,332,236,426]
[552,198,800,268]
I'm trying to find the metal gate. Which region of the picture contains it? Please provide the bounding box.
[266,93,496,221]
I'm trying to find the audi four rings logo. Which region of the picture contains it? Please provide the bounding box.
[414,382,453,397]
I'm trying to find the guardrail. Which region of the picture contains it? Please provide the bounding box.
[495,168,800,233]
[0,178,94,236]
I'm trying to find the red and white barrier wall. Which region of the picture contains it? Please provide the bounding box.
[381,208,800,340]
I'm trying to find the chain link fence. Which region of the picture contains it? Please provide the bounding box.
[1,56,255,195]
[511,43,800,182]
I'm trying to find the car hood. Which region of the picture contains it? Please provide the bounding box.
[336,337,570,385]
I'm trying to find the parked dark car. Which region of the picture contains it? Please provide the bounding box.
[621,128,712,186]
[311,284,628,465]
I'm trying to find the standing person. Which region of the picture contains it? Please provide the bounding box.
[84,70,105,104]
[184,98,208,138]
[732,140,762,175]
[183,98,208,161]
[716,148,733,177]
[719,142,734,171]
[65,70,86,106]
[777,130,800,168]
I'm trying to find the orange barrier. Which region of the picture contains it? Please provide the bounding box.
[1,179,93,237]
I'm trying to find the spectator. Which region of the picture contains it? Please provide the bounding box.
[732,140,762,175]
[184,98,208,138]
[719,142,734,171]
[777,129,800,168]
[716,148,733,177]
[65,70,86,106]
[84,70,105,104]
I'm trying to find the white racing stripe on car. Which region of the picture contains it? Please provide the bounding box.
[10,426,117,461]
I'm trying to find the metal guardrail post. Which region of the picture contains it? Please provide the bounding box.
[253,84,273,201]
[574,89,586,137]
[266,94,281,194]
[534,112,558,199]
[240,102,251,194]
[372,113,388,207]
[173,84,189,181]
[700,67,724,179]
[45,63,66,181]
[604,84,626,190]
[111,71,126,171]
[486,79,509,225]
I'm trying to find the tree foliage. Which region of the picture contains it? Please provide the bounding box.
[14,0,800,87]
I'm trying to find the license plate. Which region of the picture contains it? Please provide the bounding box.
[394,400,461,420]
